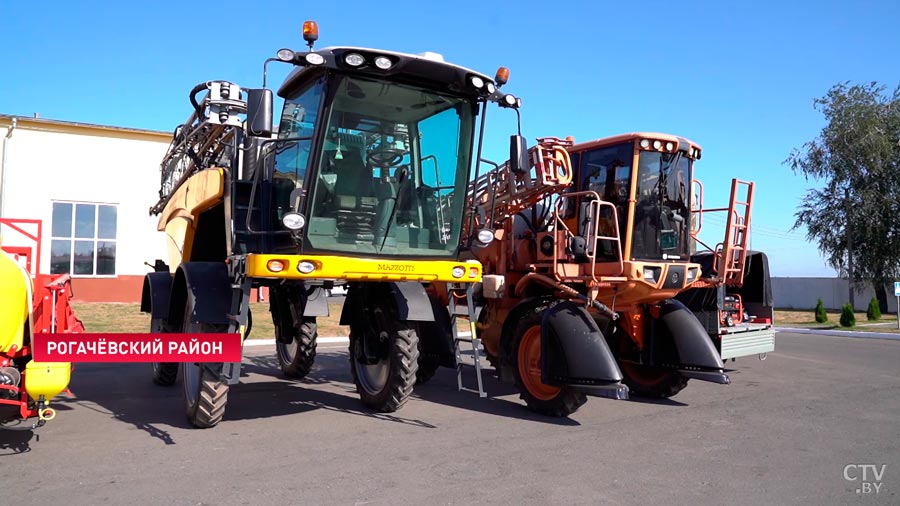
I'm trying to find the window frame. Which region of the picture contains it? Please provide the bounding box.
[299,73,477,259]
[50,200,118,278]
[631,151,692,262]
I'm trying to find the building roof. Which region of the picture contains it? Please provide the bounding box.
[0,113,172,141]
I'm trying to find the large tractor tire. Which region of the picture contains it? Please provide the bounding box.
[149,317,178,386]
[509,305,586,417]
[349,302,419,413]
[275,316,317,379]
[618,362,689,399]
[414,348,439,385]
[476,305,500,370]
[181,297,229,428]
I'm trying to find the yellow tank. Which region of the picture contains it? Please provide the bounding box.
[24,360,72,401]
[0,250,32,353]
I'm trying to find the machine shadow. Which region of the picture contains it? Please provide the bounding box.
[406,356,588,426]
[52,347,690,442]
[52,351,437,444]
[243,348,579,425]
[413,351,693,418]
[246,350,589,426]
[0,426,37,455]
[626,396,689,407]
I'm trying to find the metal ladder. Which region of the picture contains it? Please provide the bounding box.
[448,284,486,397]
[716,179,754,288]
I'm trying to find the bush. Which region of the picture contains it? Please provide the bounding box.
[814,298,828,323]
[839,303,856,327]
[867,297,881,321]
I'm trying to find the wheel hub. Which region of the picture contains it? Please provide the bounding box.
[517,326,561,401]
[354,339,390,395]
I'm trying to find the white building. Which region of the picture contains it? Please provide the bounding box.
[0,114,171,302]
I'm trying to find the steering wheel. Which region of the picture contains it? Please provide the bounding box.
[367,148,406,168]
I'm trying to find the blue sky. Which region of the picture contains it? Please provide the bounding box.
[3,0,899,277]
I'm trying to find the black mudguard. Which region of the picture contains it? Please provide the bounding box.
[416,293,456,368]
[654,299,729,384]
[303,286,329,317]
[540,301,628,399]
[270,284,328,344]
[339,281,435,326]
[168,262,232,327]
[141,271,173,319]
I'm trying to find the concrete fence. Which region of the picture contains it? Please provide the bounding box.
[772,277,898,312]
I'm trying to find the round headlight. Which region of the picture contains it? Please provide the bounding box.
[476,229,494,244]
[503,94,517,106]
[305,53,325,65]
[277,48,295,61]
[374,56,392,69]
[665,141,674,151]
[486,82,496,94]
[282,212,306,230]
[653,140,662,150]
[640,139,650,149]
[297,261,316,274]
[470,76,484,89]
[451,266,465,278]
[344,53,365,66]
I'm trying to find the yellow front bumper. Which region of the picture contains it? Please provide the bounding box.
[244,254,483,283]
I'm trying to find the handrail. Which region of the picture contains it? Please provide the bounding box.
[551,190,624,284]
[464,136,574,237]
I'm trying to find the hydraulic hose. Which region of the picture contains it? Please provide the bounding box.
[189,82,211,119]
[513,272,618,320]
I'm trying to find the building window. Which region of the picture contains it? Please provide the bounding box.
[50,202,117,276]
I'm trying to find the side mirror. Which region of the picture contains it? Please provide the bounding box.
[289,188,304,211]
[509,134,529,174]
[247,88,274,137]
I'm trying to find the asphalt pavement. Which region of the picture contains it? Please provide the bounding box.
[2,331,898,506]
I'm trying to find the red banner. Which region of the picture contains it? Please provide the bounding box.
[32,333,242,363]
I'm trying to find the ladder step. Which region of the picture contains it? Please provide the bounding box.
[449,285,486,398]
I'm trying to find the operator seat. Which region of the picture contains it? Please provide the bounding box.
[331,150,375,208]
[327,149,377,242]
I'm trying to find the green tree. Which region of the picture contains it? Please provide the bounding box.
[840,303,856,327]
[867,297,881,321]
[786,82,900,314]
[814,298,828,323]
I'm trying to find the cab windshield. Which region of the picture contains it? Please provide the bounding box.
[632,151,691,260]
[298,75,475,257]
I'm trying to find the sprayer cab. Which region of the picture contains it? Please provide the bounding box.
[233,27,525,266]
